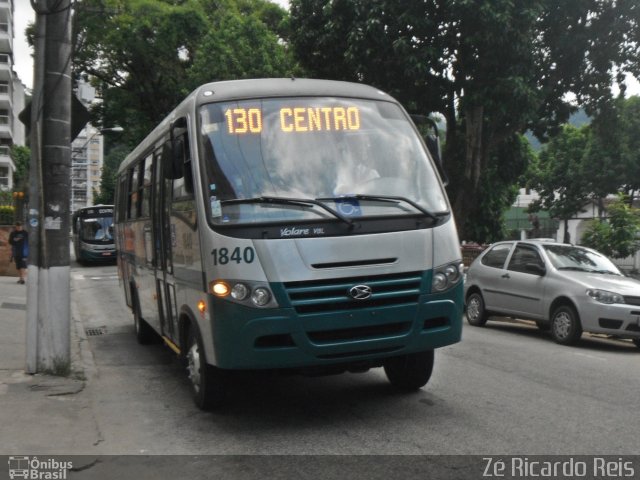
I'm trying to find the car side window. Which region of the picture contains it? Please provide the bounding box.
[481,244,512,269]
[508,245,544,274]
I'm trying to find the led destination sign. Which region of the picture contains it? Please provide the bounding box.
[225,106,361,135]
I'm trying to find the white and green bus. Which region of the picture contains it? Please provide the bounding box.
[71,205,116,264]
[114,78,463,409]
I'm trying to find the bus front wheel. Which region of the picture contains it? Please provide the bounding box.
[186,325,226,410]
[383,350,434,391]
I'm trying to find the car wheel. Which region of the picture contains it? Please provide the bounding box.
[132,289,155,345]
[466,292,489,326]
[186,324,226,410]
[383,350,434,391]
[550,305,582,345]
[632,338,640,349]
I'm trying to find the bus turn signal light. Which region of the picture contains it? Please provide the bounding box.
[197,300,206,313]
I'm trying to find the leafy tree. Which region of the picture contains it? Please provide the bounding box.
[188,1,299,86]
[73,0,209,144]
[527,124,591,242]
[73,0,297,147]
[619,96,640,200]
[289,0,640,240]
[581,194,640,259]
[94,144,129,205]
[581,102,628,217]
[11,145,31,190]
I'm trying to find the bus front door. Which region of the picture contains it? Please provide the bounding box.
[154,153,179,345]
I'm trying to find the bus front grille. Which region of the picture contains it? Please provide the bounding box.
[283,271,423,315]
[307,321,411,344]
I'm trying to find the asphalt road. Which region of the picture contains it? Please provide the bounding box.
[71,261,640,456]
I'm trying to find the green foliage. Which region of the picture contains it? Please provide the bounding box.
[11,145,30,189]
[94,144,129,205]
[188,3,299,85]
[0,205,15,225]
[581,195,640,259]
[289,0,639,240]
[526,95,640,221]
[458,134,533,243]
[526,124,591,222]
[74,0,299,147]
[619,96,640,197]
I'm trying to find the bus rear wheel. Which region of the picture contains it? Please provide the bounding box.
[186,325,226,410]
[383,350,434,391]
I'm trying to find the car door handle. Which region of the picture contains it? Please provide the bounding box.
[501,273,510,279]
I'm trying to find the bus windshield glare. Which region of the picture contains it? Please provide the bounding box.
[199,97,448,225]
[80,216,114,243]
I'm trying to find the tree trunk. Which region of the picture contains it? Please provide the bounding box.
[453,105,484,240]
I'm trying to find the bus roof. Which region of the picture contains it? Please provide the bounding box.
[72,205,114,217]
[118,78,397,175]
[190,78,393,105]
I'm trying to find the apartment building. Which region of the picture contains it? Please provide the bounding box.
[0,0,27,191]
[71,81,104,213]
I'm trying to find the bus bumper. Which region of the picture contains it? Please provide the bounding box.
[208,283,463,370]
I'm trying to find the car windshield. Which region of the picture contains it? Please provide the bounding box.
[543,245,622,275]
[199,97,448,225]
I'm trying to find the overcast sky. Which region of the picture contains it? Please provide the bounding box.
[13,1,638,96]
[14,1,34,88]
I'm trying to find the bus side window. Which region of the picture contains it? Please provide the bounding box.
[127,166,138,220]
[176,133,194,195]
[140,154,153,218]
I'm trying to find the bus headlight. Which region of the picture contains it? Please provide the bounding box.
[209,280,277,308]
[432,261,464,292]
[251,287,271,307]
[231,283,250,301]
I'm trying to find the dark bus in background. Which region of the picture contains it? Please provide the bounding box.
[71,205,116,264]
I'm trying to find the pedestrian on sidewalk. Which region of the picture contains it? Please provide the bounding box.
[9,221,28,284]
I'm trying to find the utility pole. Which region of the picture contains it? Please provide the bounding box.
[26,0,73,374]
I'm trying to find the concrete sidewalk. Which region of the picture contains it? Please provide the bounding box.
[0,275,100,454]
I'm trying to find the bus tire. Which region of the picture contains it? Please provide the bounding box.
[132,288,155,345]
[186,324,226,410]
[383,350,434,391]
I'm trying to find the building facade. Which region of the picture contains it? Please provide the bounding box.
[71,81,105,212]
[0,0,27,191]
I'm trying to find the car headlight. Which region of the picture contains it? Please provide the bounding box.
[432,261,464,292]
[586,289,625,305]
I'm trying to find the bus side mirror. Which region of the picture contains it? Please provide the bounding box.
[411,114,449,186]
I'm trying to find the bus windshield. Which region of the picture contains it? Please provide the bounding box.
[199,97,448,225]
[79,216,114,243]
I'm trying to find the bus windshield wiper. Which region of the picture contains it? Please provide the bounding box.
[220,196,353,226]
[317,194,439,221]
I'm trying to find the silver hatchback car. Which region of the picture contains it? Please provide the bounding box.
[464,239,640,348]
